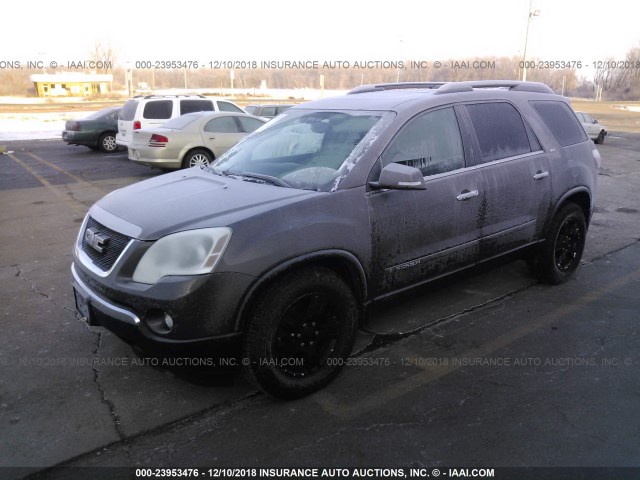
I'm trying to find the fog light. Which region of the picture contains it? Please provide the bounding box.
[145,309,173,335]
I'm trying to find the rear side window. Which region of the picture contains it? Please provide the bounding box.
[381,106,465,177]
[119,100,138,121]
[530,101,588,146]
[244,106,258,115]
[217,101,244,113]
[236,116,265,133]
[143,100,172,119]
[180,99,213,115]
[204,116,240,133]
[466,102,532,162]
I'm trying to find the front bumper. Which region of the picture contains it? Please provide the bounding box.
[71,261,245,363]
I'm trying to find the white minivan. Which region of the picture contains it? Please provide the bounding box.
[116,95,245,148]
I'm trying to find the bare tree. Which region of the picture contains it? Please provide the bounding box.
[90,41,117,73]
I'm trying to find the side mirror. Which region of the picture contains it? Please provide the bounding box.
[592,118,598,124]
[369,163,426,190]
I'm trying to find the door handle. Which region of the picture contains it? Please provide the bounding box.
[456,189,479,201]
[209,137,216,140]
[533,171,549,180]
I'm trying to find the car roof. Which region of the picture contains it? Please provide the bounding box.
[294,81,560,112]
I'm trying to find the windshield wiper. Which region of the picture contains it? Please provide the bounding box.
[205,166,228,176]
[227,171,291,188]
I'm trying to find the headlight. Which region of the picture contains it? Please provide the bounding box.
[132,228,232,284]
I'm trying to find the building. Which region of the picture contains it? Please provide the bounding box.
[29,73,113,97]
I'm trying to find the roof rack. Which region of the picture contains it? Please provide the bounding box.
[434,80,554,95]
[138,94,207,99]
[347,80,554,96]
[347,82,446,94]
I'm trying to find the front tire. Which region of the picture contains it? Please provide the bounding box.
[182,149,213,169]
[595,130,605,144]
[243,268,358,399]
[530,203,587,284]
[98,132,118,153]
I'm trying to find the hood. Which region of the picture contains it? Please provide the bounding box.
[94,168,321,240]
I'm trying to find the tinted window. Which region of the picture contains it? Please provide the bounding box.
[531,101,588,147]
[217,101,244,113]
[381,107,465,177]
[277,105,293,114]
[244,106,259,115]
[236,116,265,133]
[180,99,213,115]
[261,107,277,117]
[119,100,138,121]
[143,100,172,119]
[466,102,531,162]
[204,116,240,133]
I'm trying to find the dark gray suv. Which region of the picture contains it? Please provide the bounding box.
[72,81,600,398]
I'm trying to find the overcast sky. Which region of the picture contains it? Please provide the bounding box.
[2,0,638,64]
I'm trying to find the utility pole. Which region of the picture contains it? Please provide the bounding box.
[521,0,540,82]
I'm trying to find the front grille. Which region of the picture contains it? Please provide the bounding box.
[81,217,131,272]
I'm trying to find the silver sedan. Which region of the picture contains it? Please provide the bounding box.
[128,111,267,169]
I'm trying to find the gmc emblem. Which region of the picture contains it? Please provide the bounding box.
[84,227,110,254]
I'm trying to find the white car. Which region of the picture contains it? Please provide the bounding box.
[576,111,607,144]
[127,111,266,169]
[117,95,245,149]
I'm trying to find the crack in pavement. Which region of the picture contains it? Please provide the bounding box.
[13,264,57,305]
[62,183,92,208]
[90,329,126,442]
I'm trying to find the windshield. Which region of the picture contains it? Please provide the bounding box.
[210,109,386,191]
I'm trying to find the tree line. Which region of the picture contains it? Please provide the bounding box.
[2,44,639,100]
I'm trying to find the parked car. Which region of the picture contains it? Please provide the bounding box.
[127,111,266,169]
[116,95,245,149]
[244,104,294,119]
[576,111,607,144]
[62,107,120,153]
[72,81,599,398]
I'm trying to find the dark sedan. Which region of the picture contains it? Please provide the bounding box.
[63,107,120,153]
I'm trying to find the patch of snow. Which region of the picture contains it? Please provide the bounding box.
[0,111,97,141]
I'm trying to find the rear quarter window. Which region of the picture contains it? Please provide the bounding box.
[466,102,532,162]
[530,101,588,147]
[217,101,244,113]
[143,100,173,119]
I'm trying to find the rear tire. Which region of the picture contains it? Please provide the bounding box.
[530,203,587,284]
[98,132,118,153]
[182,149,213,169]
[242,268,358,399]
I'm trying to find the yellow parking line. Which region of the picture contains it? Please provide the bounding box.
[4,152,87,213]
[27,152,106,194]
[315,266,640,419]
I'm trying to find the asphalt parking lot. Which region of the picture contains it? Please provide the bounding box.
[0,135,639,478]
